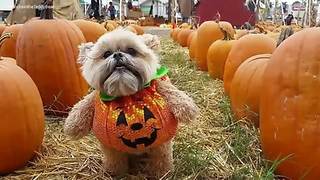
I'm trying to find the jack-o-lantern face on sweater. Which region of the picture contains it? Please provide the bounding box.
[93,80,178,153]
[115,106,161,149]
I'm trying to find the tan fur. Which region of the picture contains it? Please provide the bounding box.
[140,34,161,52]
[101,140,173,178]
[156,79,199,123]
[102,146,129,175]
[140,140,174,178]
[64,30,199,178]
[64,91,96,140]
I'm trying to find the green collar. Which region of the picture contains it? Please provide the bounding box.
[100,66,169,101]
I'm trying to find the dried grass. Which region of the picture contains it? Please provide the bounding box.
[2,38,276,180]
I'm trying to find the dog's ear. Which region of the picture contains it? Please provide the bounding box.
[140,34,160,51]
[78,42,94,65]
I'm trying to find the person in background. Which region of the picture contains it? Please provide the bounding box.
[285,13,294,25]
[91,0,100,20]
[127,0,133,10]
[108,2,116,20]
[177,0,194,23]
[101,5,107,19]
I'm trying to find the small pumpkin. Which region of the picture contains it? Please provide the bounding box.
[93,79,178,153]
[177,29,193,47]
[16,1,88,114]
[102,22,115,32]
[125,25,138,34]
[179,22,190,29]
[0,24,23,58]
[207,29,235,80]
[0,57,45,174]
[235,29,249,40]
[187,30,196,48]
[129,24,144,35]
[73,19,106,42]
[196,21,224,71]
[260,28,320,180]
[219,21,235,39]
[189,32,198,60]
[223,34,276,95]
[230,54,271,126]
[106,20,118,28]
[172,28,182,42]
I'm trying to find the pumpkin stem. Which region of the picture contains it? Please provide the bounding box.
[40,0,54,20]
[0,33,13,46]
[277,26,294,47]
[219,26,233,40]
[241,22,252,30]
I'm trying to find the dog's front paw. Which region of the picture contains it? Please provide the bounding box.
[64,115,91,140]
[172,100,200,123]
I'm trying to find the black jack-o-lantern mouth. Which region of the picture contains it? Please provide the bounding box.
[120,128,158,148]
[116,106,159,148]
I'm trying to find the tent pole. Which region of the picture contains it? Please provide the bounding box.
[175,0,178,24]
[120,0,123,21]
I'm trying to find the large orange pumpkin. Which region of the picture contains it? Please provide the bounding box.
[207,31,235,80]
[223,34,276,95]
[196,21,224,71]
[129,24,144,35]
[0,24,23,58]
[260,28,320,180]
[187,30,196,48]
[73,19,106,42]
[177,29,193,47]
[93,78,178,153]
[0,58,44,174]
[189,32,198,60]
[16,3,88,114]
[230,54,271,126]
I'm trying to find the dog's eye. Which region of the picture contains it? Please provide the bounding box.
[127,48,137,56]
[103,51,113,58]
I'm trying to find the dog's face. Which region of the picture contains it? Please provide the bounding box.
[78,29,160,97]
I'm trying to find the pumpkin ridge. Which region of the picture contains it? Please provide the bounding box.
[59,22,84,97]
[66,21,88,94]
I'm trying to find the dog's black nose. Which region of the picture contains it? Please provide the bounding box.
[113,52,123,60]
[130,123,143,131]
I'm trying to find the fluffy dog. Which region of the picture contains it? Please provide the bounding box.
[64,29,199,178]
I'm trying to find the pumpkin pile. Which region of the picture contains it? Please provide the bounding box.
[173,19,320,179]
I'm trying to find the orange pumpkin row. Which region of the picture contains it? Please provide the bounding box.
[177,20,320,180]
